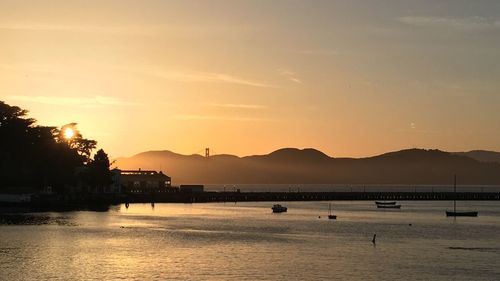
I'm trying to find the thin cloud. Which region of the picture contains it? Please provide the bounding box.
[175,114,272,122]
[277,68,302,84]
[8,95,142,106]
[137,68,274,88]
[1,63,273,88]
[0,23,126,33]
[396,16,500,30]
[206,103,267,109]
[0,63,62,75]
[0,22,256,36]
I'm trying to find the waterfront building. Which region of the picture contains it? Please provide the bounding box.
[113,169,173,193]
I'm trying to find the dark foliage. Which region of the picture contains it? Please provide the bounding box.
[0,101,106,193]
[86,149,112,188]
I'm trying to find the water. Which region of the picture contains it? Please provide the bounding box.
[1,201,500,280]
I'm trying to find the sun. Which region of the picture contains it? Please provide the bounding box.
[64,127,75,139]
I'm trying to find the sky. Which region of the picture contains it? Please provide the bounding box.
[2,0,500,158]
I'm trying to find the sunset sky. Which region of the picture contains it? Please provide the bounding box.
[2,0,500,158]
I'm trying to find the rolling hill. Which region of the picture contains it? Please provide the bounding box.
[454,150,500,164]
[114,148,500,185]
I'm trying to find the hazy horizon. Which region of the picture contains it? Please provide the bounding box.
[118,146,498,159]
[3,0,500,159]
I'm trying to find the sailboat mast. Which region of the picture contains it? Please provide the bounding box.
[454,174,457,213]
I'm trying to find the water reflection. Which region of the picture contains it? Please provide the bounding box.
[0,214,75,226]
[1,201,499,280]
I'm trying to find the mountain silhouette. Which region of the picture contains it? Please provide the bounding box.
[246,148,331,163]
[453,150,500,164]
[115,148,500,185]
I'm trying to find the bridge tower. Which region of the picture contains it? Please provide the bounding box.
[205,148,210,158]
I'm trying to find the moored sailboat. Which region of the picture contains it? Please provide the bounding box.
[328,203,337,219]
[446,175,478,217]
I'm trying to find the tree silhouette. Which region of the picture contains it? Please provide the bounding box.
[86,149,112,190]
[0,101,100,193]
[57,123,97,163]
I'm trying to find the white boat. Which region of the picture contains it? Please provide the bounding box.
[377,204,401,209]
[272,204,287,213]
[376,201,401,209]
[375,201,397,205]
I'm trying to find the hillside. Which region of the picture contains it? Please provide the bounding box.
[454,150,500,164]
[114,148,500,185]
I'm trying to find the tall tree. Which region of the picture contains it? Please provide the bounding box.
[87,149,112,189]
[57,123,97,164]
[0,101,98,192]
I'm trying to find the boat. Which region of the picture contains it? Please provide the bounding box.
[272,204,287,213]
[446,211,478,217]
[328,203,337,219]
[375,201,397,205]
[446,175,478,217]
[376,204,401,209]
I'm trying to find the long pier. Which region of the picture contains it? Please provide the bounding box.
[4,191,499,211]
[129,191,500,203]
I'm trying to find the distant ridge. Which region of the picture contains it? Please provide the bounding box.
[245,148,331,162]
[115,148,500,185]
[454,150,500,164]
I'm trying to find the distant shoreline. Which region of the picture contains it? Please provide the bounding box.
[2,190,500,212]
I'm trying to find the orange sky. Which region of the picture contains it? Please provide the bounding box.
[2,0,500,158]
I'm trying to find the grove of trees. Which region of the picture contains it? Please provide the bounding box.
[0,101,111,193]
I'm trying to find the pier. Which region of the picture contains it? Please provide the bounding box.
[5,190,500,211]
[127,191,500,203]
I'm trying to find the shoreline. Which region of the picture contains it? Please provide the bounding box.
[1,190,500,212]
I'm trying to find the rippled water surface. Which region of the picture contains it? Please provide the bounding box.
[1,201,500,280]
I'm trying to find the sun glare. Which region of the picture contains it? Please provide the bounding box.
[64,128,74,139]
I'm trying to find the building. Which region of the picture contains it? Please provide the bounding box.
[113,169,172,193]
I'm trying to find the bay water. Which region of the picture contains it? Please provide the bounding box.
[1,201,499,280]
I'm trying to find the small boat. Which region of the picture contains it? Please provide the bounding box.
[446,175,478,217]
[377,204,401,209]
[446,211,478,217]
[328,203,337,219]
[375,201,397,205]
[272,204,287,213]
